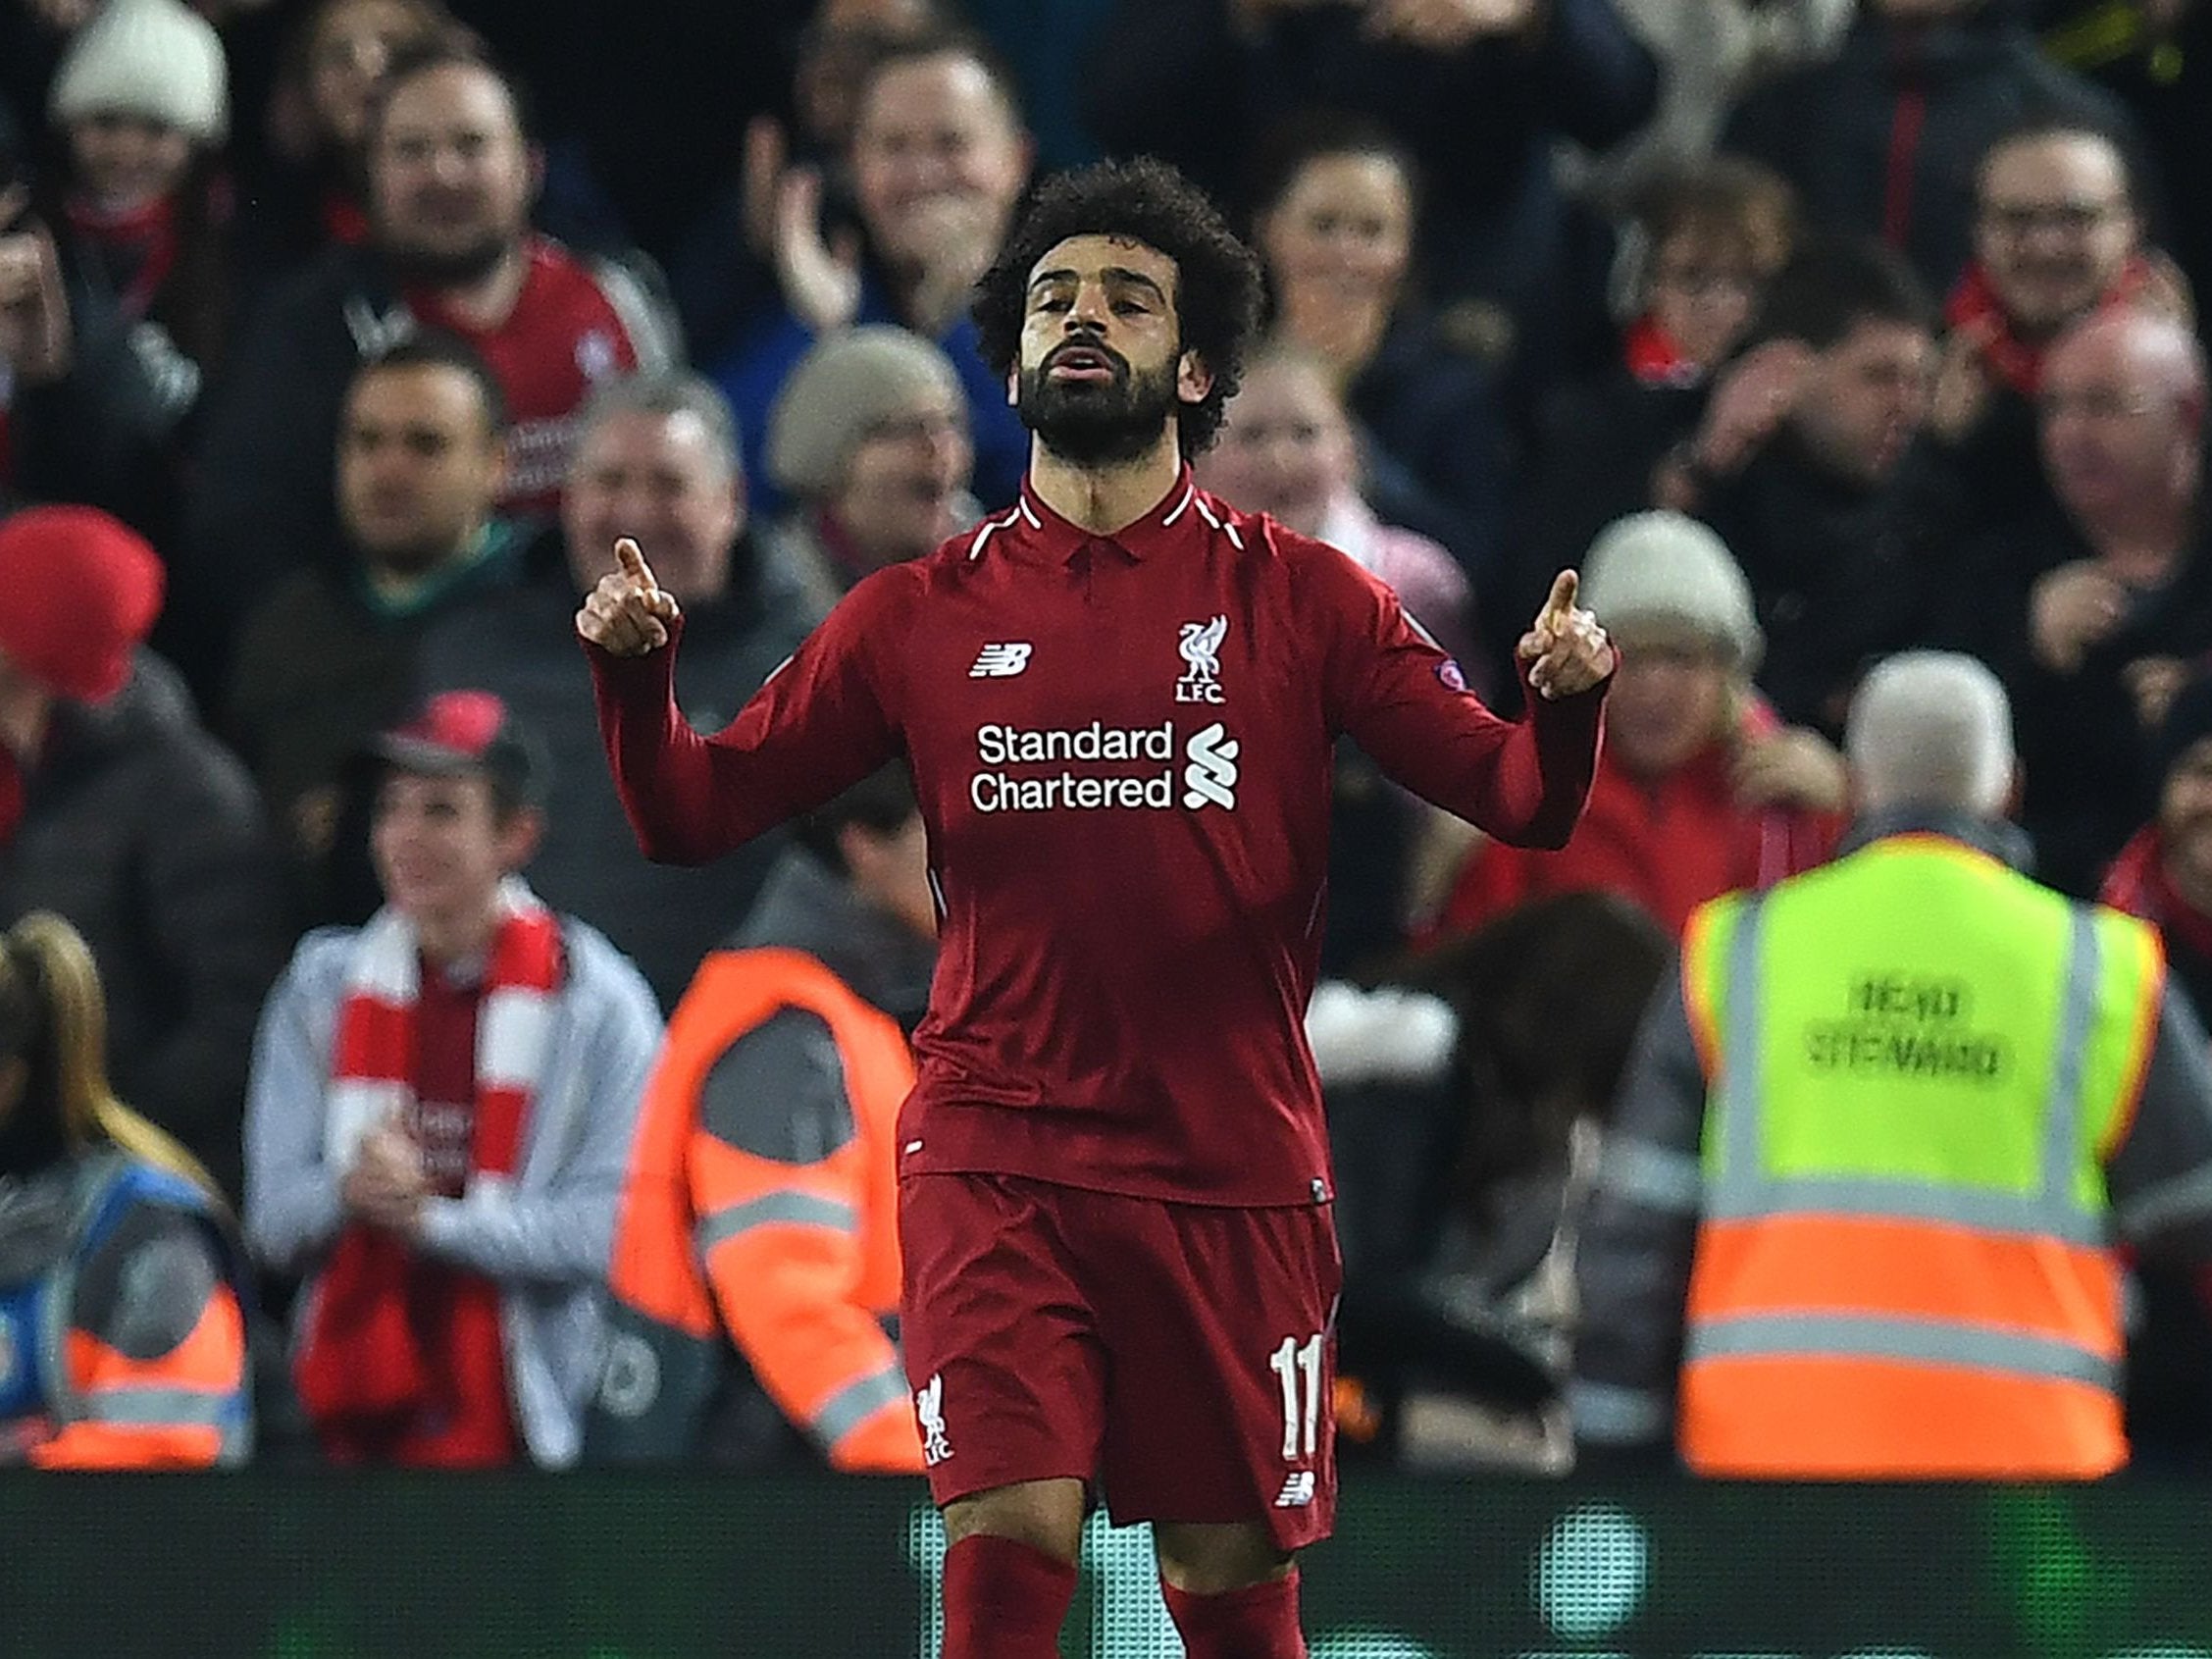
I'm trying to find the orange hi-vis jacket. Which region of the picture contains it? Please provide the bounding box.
[599,946,922,1471]
[1676,835,2161,1478]
[1,1153,251,1469]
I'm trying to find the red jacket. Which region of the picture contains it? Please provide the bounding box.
[1430,703,1839,940]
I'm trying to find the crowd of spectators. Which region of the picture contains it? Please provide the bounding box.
[4,0,2212,1473]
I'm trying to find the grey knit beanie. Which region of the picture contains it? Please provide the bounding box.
[1581,510,1764,671]
[767,325,966,498]
[50,0,229,145]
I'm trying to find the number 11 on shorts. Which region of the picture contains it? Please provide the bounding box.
[1268,1332,1325,1461]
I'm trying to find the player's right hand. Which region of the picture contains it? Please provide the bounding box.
[577,537,681,655]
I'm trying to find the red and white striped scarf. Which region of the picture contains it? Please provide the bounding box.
[296,879,562,1463]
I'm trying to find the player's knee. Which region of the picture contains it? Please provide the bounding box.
[943,1478,1088,1565]
[1154,1521,1294,1595]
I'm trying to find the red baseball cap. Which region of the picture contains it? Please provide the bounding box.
[0,505,164,704]
[371,690,548,805]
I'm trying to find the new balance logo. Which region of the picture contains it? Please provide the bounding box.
[1274,1472,1316,1508]
[1183,722,1239,809]
[969,643,1033,678]
[915,1373,953,1466]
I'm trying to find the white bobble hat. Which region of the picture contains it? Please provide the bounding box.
[50,0,230,146]
[1580,509,1764,672]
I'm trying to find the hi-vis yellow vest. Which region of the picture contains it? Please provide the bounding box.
[1678,834,2165,1478]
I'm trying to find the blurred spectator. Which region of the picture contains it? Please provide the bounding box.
[1723,0,2140,299]
[0,505,287,1207]
[759,324,978,616]
[0,911,253,1469]
[244,691,661,1468]
[1198,338,1478,975]
[1200,340,1471,660]
[1307,892,1670,1469]
[2100,672,2212,1473]
[43,0,232,447]
[188,37,678,678]
[2004,308,2211,894]
[416,372,820,1010]
[672,0,948,365]
[1515,157,1797,631]
[1435,512,1842,942]
[712,28,1033,515]
[1,94,184,537]
[2043,0,2212,313]
[236,0,460,289]
[1247,118,1509,579]
[589,767,932,1470]
[227,332,520,906]
[1930,117,2186,538]
[1655,238,1958,732]
[1582,0,1853,197]
[1573,651,2212,1477]
[1082,0,1659,350]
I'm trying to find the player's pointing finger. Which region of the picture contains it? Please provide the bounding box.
[615,537,658,593]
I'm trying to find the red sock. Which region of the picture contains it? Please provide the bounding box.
[1160,1569,1308,1658]
[942,1532,1080,1658]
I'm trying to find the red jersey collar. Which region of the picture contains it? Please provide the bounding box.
[1005,464,1225,564]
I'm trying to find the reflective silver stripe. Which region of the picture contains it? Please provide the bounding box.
[695,1191,858,1255]
[1685,1313,2116,1389]
[2041,908,2099,1210]
[809,1363,909,1449]
[1704,1174,2107,1244]
[1596,1137,1704,1214]
[1716,897,1768,1191]
[82,1385,237,1427]
[1566,1379,1672,1443]
[2115,1165,2212,1241]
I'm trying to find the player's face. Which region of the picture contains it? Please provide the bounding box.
[1014,234,1208,466]
[1196,355,1354,538]
[338,363,505,573]
[370,63,534,285]
[561,408,742,601]
[833,389,972,567]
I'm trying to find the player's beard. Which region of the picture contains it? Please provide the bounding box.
[1017,344,1182,467]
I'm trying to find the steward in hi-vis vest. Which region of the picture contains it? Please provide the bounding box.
[587,771,936,1469]
[1570,653,2212,1478]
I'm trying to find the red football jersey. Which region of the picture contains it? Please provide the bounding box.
[591,471,1604,1206]
[407,235,671,516]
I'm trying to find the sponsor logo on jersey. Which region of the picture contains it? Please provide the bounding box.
[1176,615,1228,703]
[969,643,1034,678]
[1182,722,1239,809]
[967,720,1240,813]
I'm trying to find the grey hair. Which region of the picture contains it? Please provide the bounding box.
[1845,651,2016,817]
[573,370,742,482]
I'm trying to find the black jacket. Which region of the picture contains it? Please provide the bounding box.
[0,652,290,1204]
[413,545,821,1010]
[1725,9,2139,296]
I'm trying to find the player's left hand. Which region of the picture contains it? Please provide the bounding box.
[1518,570,1616,700]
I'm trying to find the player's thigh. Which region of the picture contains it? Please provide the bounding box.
[1152,1519,1296,1595]
[1085,1195,1342,1553]
[943,1477,1089,1565]
[898,1172,1108,1508]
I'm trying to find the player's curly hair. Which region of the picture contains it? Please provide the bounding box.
[972,158,1264,456]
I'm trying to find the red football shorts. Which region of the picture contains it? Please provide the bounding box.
[898,1170,1341,1551]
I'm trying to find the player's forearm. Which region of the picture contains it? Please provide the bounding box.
[1408,677,1604,849]
[587,632,747,865]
